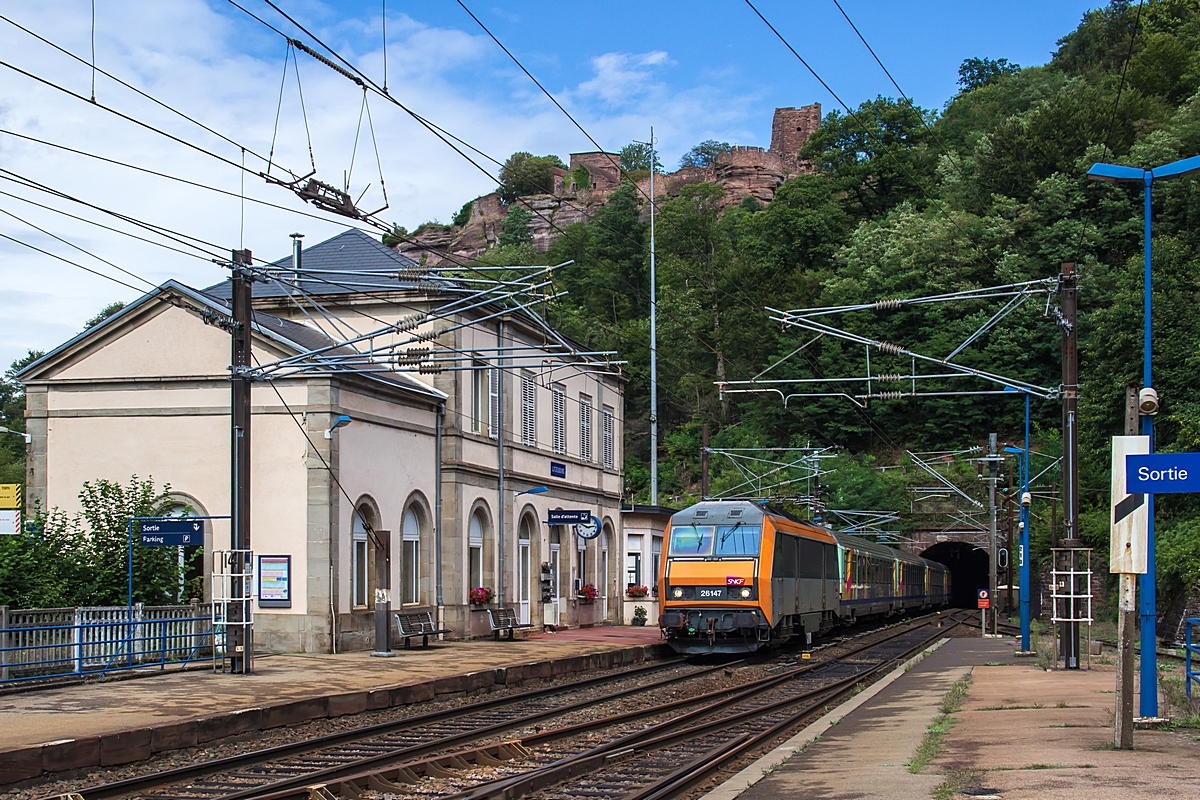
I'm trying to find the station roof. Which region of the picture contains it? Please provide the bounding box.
[203,228,458,300]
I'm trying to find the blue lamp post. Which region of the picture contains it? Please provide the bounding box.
[1087,154,1200,717]
[1003,389,1033,652]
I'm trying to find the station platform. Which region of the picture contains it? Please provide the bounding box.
[0,624,664,785]
[709,636,1200,800]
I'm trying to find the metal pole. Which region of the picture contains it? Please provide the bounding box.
[1060,261,1080,670]
[497,320,506,608]
[1006,467,1014,615]
[1117,387,1139,747]
[1140,176,1158,716]
[435,402,444,627]
[701,423,709,499]
[372,531,391,656]
[127,518,134,667]
[649,127,658,506]
[1020,391,1031,651]
[230,248,253,674]
[988,433,998,636]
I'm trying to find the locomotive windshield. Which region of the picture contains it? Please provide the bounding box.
[714,525,761,555]
[669,525,715,555]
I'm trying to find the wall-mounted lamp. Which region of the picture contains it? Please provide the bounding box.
[0,426,31,445]
[325,415,352,439]
[516,486,549,497]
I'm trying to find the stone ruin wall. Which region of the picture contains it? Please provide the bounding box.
[397,104,824,265]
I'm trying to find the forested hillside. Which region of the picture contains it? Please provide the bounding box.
[473,1,1200,597]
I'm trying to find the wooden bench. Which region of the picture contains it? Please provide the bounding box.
[488,607,533,640]
[394,611,452,649]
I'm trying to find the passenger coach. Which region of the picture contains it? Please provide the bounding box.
[657,500,950,654]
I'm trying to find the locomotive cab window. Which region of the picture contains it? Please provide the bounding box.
[714,525,761,555]
[669,525,715,556]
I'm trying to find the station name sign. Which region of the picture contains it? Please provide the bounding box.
[1126,452,1200,494]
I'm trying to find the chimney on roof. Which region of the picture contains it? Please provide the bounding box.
[290,233,304,294]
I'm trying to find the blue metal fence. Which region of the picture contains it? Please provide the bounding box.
[0,602,214,684]
[1186,617,1200,698]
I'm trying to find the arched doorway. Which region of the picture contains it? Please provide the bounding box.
[517,514,535,624]
[920,541,989,608]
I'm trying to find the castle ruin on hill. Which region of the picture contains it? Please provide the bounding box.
[394,104,822,266]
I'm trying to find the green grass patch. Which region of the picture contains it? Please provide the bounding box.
[907,672,972,773]
[932,768,983,800]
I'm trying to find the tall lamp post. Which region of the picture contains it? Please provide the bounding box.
[1087,154,1200,717]
[1003,389,1033,653]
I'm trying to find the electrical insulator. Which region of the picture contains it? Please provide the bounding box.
[877,373,902,383]
[418,363,443,374]
[877,391,905,399]
[877,342,904,355]
[873,298,903,310]
[394,313,425,333]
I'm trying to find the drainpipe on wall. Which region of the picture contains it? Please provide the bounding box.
[435,401,445,633]
[497,320,506,607]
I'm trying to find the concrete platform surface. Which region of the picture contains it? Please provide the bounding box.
[0,625,662,784]
[734,637,1014,800]
[935,660,1200,798]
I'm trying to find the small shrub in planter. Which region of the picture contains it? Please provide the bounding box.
[632,605,648,626]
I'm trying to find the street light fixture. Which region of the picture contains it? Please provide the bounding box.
[324,415,352,439]
[1087,154,1200,717]
[516,486,549,497]
[0,426,31,445]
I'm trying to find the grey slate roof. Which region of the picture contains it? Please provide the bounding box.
[18,278,446,402]
[204,228,452,300]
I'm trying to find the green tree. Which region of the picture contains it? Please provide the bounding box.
[499,205,534,248]
[0,476,182,608]
[800,97,938,221]
[619,142,662,172]
[498,152,567,202]
[957,57,1021,91]
[678,140,730,169]
[382,224,408,247]
[0,350,42,486]
[84,302,126,329]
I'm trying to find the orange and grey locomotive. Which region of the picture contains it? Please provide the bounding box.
[657,500,951,655]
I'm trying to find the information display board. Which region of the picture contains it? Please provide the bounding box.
[258,555,292,608]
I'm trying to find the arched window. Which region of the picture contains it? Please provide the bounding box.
[402,507,421,605]
[469,509,485,591]
[352,505,376,608]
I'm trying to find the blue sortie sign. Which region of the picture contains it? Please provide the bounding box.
[1126,453,1200,494]
[139,518,203,546]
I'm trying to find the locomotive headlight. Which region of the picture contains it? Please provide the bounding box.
[672,587,684,599]
[740,587,752,599]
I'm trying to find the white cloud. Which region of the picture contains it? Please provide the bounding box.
[0,3,772,370]
[577,50,673,104]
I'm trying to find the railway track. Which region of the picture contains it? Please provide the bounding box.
[63,658,704,800]
[55,613,960,800]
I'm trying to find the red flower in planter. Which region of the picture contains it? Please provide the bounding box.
[469,586,494,606]
[625,585,649,598]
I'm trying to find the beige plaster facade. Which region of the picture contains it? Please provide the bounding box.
[19,230,627,653]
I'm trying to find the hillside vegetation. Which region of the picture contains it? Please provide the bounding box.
[472,0,1200,598]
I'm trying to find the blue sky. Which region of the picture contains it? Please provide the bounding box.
[0,0,1100,368]
[212,0,1099,167]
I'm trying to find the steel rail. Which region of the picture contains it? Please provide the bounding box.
[433,616,958,800]
[65,658,695,800]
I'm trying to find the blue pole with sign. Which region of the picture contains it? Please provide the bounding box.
[1141,174,1158,719]
[1089,154,1200,715]
[1021,392,1031,651]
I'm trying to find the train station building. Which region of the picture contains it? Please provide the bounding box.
[18,229,628,653]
